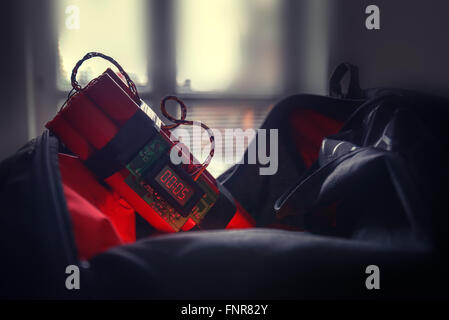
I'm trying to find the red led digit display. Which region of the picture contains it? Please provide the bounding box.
[155,165,194,206]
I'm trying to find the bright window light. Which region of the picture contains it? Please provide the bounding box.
[57,0,149,88]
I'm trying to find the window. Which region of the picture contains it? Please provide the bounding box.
[177,101,273,175]
[176,0,282,94]
[57,0,149,88]
[56,0,292,177]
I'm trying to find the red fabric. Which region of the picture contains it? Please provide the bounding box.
[59,153,135,260]
[290,109,343,168]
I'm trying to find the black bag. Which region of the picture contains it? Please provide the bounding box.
[1,63,449,299]
[223,63,449,252]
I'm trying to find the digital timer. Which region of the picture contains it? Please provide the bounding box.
[155,165,194,206]
[141,156,206,218]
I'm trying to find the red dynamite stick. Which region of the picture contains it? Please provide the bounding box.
[84,72,139,126]
[104,68,141,104]
[226,201,256,229]
[46,114,94,160]
[60,93,119,150]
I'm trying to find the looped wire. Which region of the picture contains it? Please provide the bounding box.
[70,52,140,101]
[160,96,215,180]
[59,87,77,112]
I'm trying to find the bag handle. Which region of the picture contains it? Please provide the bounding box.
[329,63,364,99]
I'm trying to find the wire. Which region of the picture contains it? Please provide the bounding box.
[70,52,140,102]
[160,96,215,180]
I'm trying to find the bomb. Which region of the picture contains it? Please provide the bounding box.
[46,52,255,235]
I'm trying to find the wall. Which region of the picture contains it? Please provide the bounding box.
[0,0,56,161]
[328,0,449,94]
[0,1,28,160]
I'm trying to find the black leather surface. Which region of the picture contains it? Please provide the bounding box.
[85,229,444,299]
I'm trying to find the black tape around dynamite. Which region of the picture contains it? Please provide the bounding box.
[85,108,158,180]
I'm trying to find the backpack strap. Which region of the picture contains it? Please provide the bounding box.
[274,148,362,225]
